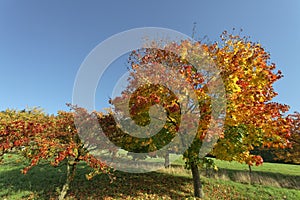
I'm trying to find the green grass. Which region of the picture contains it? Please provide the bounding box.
[0,153,299,199]
[213,159,300,176]
[172,155,300,189]
[172,155,300,176]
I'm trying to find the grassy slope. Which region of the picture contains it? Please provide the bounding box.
[0,153,299,200]
[173,156,300,189]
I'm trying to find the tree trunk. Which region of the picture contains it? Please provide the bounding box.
[248,164,253,184]
[58,161,76,200]
[191,162,204,198]
[164,151,170,168]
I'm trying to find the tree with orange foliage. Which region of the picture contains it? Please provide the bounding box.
[93,31,292,198]
[0,108,111,200]
[274,112,300,164]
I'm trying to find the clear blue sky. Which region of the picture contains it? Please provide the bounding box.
[0,0,299,114]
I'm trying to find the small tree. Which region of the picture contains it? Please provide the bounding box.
[92,31,292,198]
[0,107,111,200]
[274,111,300,164]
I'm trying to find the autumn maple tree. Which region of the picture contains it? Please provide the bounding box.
[103,31,292,198]
[0,107,111,200]
[274,111,300,164]
[0,31,292,199]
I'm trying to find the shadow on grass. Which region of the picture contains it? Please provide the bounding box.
[0,160,195,199]
[70,169,195,199]
[1,157,299,199]
[0,160,67,199]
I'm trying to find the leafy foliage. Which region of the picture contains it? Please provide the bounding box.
[108,32,292,167]
[208,32,292,166]
[104,31,292,197]
[274,112,300,164]
[0,107,110,199]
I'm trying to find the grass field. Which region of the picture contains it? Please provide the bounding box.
[0,153,299,200]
